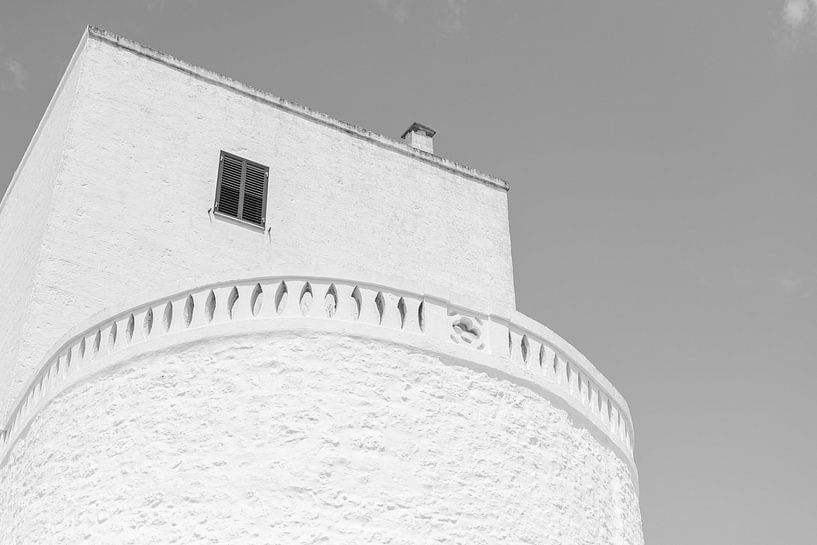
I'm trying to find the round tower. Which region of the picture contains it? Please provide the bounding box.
[0,27,643,544]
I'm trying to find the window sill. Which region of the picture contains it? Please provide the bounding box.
[213,211,266,232]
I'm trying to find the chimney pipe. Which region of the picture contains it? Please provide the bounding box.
[401,122,436,154]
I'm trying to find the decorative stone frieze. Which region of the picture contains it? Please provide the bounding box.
[0,275,635,477]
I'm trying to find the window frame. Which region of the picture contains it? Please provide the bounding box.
[213,150,269,229]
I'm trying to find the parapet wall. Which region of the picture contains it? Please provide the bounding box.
[0,275,642,544]
[0,275,635,475]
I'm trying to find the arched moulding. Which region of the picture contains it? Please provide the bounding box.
[109,321,118,348]
[588,383,600,414]
[126,314,135,343]
[162,301,173,332]
[144,307,154,337]
[615,412,624,439]
[44,367,51,389]
[397,297,407,329]
[575,371,585,401]
[274,281,288,315]
[374,291,385,325]
[250,283,264,317]
[0,276,636,471]
[43,365,53,393]
[599,392,609,423]
[299,282,313,315]
[564,361,573,391]
[576,373,586,404]
[227,287,239,319]
[324,284,338,318]
[205,290,216,323]
[350,286,362,320]
[612,407,622,436]
[184,295,195,327]
[540,345,556,379]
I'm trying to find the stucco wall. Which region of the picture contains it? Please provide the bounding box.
[0,36,87,418]
[6,34,515,418]
[0,332,642,544]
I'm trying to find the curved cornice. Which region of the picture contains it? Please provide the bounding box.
[0,276,636,482]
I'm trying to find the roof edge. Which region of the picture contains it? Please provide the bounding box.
[0,28,91,215]
[86,26,510,192]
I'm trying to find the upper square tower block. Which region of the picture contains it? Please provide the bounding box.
[0,27,516,418]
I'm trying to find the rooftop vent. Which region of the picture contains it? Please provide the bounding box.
[401,122,436,154]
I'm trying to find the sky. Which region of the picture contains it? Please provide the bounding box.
[1,1,816,543]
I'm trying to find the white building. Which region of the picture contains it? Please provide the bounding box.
[0,27,643,544]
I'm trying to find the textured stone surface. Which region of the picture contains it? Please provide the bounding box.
[1,32,515,417]
[0,333,642,544]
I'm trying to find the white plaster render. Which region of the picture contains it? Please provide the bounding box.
[0,276,635,475]
[1,28,516,419]
[0,31,88,419]
[0,333,643,545]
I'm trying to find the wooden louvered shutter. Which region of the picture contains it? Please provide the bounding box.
[215,151,268,227]
[241,163,267,225]
[216,154,242,218]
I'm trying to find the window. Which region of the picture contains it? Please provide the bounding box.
[214,151,268,227]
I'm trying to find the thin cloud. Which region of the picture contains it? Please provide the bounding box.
[783,0,811,30]
[374,0,471,33]
[776,273,817,299]
[777,0,817,56]
[443,0,468,34]
[375,0,409,24]
[688,263,816,300]
[146,0,168,12]
[5,58,26,90]
[0,22,26,91]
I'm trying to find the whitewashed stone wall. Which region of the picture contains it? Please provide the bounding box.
[1,30,515,418]
[0,332,643,544]
[0,35,87,418]
[0,29,644,543]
